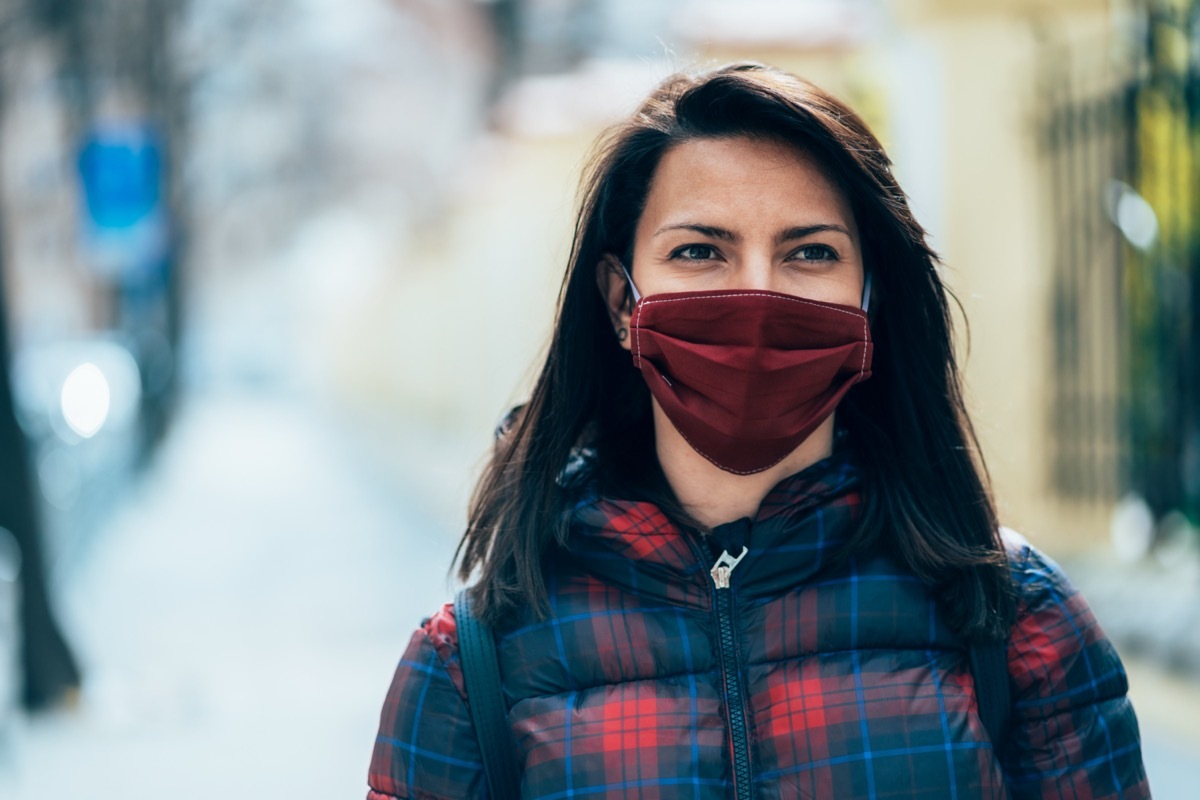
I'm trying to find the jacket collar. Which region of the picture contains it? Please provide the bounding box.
[563,448,862,607]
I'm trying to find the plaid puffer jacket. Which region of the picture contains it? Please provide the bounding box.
[367,453,1150,799]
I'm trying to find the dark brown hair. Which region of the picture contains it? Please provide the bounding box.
[455,62,1015,641]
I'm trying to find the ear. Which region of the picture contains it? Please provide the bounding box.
[595,255,634,351]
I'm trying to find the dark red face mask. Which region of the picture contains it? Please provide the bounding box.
[624,269,873,475]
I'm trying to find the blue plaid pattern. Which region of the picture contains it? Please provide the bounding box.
[368,453,1150,799]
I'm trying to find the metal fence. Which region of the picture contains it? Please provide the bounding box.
[1040,0,1200,531]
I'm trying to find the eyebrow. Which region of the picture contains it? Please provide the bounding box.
[653,222,853,243]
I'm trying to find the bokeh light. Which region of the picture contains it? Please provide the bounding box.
[59,363,110,439]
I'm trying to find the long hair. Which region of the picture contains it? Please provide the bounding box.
[455,62,1015,641]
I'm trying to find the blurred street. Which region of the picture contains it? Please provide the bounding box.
[0,385,481,799]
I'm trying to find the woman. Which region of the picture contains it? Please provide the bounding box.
[367,63,1150,799]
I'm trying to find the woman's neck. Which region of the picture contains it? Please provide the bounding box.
[651,402,837,530]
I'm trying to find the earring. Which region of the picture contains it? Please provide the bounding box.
[617,328,628,342]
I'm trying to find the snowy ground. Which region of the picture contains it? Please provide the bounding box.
[0,388,474,799]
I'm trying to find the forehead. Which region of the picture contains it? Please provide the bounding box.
[638,136,856,232]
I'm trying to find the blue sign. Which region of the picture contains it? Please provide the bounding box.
[78,123,168,280]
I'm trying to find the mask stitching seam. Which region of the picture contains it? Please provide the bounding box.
[633,300,644,368]
[634,293,870,376]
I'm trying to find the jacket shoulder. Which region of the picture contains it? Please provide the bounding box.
[999,526,1089,621]
[996,528,1150,798]
[998,527,1118,697]
[366,603,484,800]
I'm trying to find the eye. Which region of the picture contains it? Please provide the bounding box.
[670,244,719,261]
[790,244,839,262]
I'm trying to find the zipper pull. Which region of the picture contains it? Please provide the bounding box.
[710,547,748,590]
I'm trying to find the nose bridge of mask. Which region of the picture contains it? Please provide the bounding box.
[619,260,872,313]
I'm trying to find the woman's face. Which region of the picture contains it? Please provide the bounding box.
[602,135,865,338]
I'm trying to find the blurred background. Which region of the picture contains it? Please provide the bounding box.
[0,0,1195,796]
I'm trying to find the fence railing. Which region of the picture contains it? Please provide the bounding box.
[1039,1,1200,532]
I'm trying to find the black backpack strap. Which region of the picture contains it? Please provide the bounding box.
[454,588,522,799]
[970,639,1012,753]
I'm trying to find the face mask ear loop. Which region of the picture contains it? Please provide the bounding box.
[861,272,872,313]
[618,261,642,304]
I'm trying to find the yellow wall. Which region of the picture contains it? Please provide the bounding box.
[892,5,1116,552]
[893,0,1109,19]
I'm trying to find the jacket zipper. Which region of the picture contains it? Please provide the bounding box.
[710,545,752,800]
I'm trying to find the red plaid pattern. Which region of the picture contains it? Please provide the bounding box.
[1003,534,1147,798]
[368,454,1150,799]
